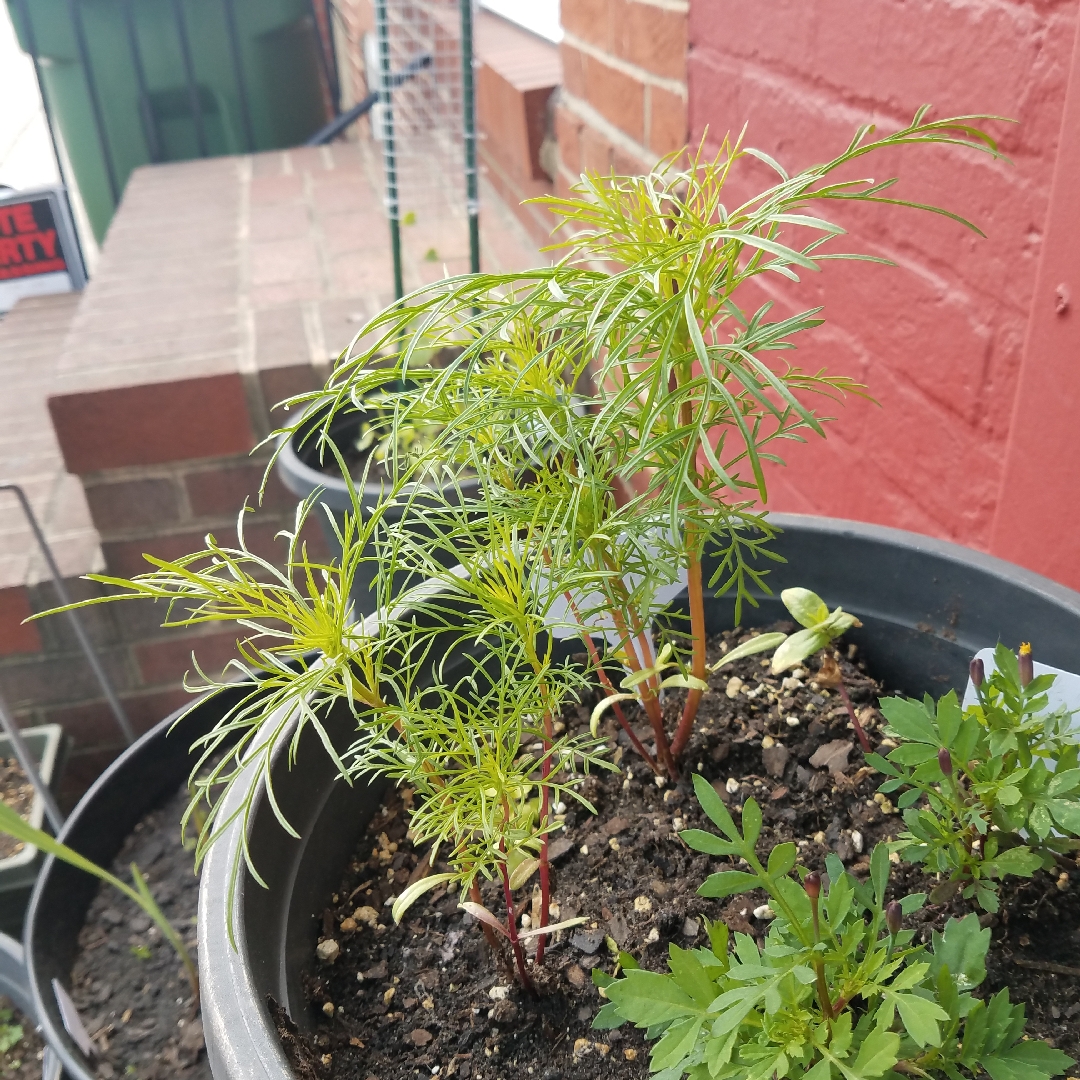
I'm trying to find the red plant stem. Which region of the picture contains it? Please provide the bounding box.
[607,603,677,775]
[591,551,675,773]
[601,554,661,699]
[562,590,660,773]
[814,959,834,1021]
[670,545,707,760]
[470,880,502,956]
[534,710,554,967]
[498,860,536,995]
[836,678,872,754]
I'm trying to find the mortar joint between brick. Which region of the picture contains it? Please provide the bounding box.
[644,86,653,154]
[81,451,274,488]
[97,506,299,546]
[240,371,272,444]
[303,170,335,300]
[562,31,688,97]
[559,90,655,171]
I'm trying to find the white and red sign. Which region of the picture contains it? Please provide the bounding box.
[0,187,85,313]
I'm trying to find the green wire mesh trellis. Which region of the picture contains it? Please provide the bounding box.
[371,0,480,301]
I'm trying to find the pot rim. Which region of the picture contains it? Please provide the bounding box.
[23,685,259,1080]
[197,512,1080,1079]
[275,399,480,510]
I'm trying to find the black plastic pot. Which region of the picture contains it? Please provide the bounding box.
[198,512,1080,1080]
[21,682,259,1080]
[275,403,480,619]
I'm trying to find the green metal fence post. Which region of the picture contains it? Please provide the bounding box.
[375,0,404,301]
[459,0,479,274]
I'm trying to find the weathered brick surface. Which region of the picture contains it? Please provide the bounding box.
[83,476,184,534]
[0,293,101,594]
[474,11,562,245]
[0,587,41,655]
[49,374,257,473]
[556,0,688,197]
[183,460,295,520]
[648,84,689,154]
[563,0,688,82]
[258,365,324,418]
[563,42,647,144]
[687,0,1078,566]
[133,629,242,686]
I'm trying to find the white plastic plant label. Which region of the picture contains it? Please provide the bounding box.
[963,647,1080,722]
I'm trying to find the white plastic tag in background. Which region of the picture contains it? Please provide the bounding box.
[962,647,1080,722]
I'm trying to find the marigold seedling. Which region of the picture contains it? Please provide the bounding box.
[596,774,1073,1080]
[770,587,870,752]
[870,642,1080,912]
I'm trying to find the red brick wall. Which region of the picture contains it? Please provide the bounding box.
[0,366,328,808]
[329,0,375,117]
[0,575,241,808]
[475,12,562,245]
[687,0,1080,589]
[556,0,688,193]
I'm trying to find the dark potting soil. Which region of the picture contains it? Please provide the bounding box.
[283,630,1080,1079]
[69,780,208,1080]
[0,997,44,1079]
[0,757,35,860]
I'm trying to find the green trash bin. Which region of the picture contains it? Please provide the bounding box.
[6,0,330,243]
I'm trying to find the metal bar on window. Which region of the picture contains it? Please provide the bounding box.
[171,0,208,157]
[221,0,256,152]
[459,0,480,274]
[120,0,162,163]
[375,0,403,300]
[66,0,121,205]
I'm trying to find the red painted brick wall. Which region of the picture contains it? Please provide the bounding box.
[687,0,1080,589]
[556,0,688,193]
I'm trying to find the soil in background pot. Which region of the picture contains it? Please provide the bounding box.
[0,758,36,860]
[69,780,207,1080]
[284,631,1080,1079]
[0,997,44,1079]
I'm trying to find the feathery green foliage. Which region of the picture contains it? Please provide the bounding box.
[288,106,1006,774]
[35,109,1011,987]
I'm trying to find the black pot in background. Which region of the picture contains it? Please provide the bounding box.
[275,403,480,620]
[0,723,69,937]
[22,683,257,1080]
[198,513,1080,1080]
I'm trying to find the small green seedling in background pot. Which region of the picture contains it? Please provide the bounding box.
[0,1006,22,1056]
[594,774,1073,1080]
[868,642,1080,912]
[0,800,199,1000]
[770,588,870,753]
